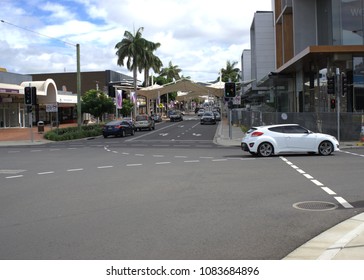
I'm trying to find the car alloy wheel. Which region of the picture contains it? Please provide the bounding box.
[318,141,333,156]
[258,142,274,157]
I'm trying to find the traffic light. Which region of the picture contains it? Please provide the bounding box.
[24,87,32,105]
[24,87,37,105]
[108,85,115,97]
[327,76,335,95]
[224,82,236,98]
[330,98,336,109]
[342,73,348,96]
[31,87,37,105]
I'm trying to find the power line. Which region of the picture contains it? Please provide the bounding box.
[0,19,76,47]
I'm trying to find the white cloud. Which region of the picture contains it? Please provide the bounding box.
[0,0,272,82]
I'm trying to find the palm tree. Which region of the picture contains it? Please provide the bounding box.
[115,27,161,115]
[142,45,163,87]
[159,61,182,82]
[219,60,240,82]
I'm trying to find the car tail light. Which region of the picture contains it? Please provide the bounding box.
[115,125,121,129]
[251,131,264,137]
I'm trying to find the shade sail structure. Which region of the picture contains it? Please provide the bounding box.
[137,78,224,99]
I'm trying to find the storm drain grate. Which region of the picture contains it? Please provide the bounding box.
[293,201,338,211]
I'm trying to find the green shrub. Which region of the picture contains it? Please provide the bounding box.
[44,124,103,141]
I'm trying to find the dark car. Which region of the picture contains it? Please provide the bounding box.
[169,110,183,122]
[152,114,162,122]
[200,111,216,125]
[102,120,135,138]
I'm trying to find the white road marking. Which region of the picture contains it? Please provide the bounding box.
[126,164,143,167]
[67,168,84,172]
[311,179,324,186]
[155,162,171,165]
[38,171,55,175]
[6,175,23,179]
[280,156,353,208]
[184,160,200,163]
[334,196,354,208]
[97,166,113,169]
[321,187,336,195]
[303,174,314,179]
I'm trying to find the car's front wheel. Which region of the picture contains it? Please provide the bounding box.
[318,141,333,156]
[258,142,274,157]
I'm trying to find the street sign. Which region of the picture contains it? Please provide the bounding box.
[46,104,58,112]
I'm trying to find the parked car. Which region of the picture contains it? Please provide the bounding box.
[197,108,205,117]
[152,114,162,122]
[135,114,155,131]
[200,111,216,125]
[102,120,135,138]
[169,110,183,122]
[241,124,340,157]
[213,111,221,121]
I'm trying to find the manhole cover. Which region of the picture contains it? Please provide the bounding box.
[293,201,338,211]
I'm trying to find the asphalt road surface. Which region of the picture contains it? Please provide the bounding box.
[0,119,363,259]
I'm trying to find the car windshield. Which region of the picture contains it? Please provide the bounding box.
[106,121,120,125]
[136,115,148,121]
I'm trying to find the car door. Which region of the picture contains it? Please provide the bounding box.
[283,125,316,151]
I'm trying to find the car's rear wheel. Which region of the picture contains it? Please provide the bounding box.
[318,141,333,156]
[103,134,107,138]
[258,142,274,157]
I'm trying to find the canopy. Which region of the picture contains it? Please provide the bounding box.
[137,78,224,99]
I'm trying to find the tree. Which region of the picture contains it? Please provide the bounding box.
[81,89,115,122]
[142,44,163,87]
[115,27,162,116]
[119,99,134,117]
[159,61,182,82]
[219,60,240,83]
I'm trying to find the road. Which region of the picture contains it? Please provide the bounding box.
[0,118,363,259]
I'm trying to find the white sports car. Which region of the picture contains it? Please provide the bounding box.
[241,124,340,157]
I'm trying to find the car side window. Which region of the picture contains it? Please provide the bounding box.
[269,127,284,133]
[284,126,308,134]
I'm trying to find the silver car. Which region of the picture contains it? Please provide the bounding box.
[135,115,155,131]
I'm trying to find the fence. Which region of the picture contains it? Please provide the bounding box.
[231,109,364,141]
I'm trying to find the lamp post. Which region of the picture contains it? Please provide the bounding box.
[76,44,82,127]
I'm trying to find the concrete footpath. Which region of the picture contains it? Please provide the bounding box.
[1,120,364,259]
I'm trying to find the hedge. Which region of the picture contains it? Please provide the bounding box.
[44,124,103,141]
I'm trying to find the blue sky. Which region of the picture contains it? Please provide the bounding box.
[1,0,272,82]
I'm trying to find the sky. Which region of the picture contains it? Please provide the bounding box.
[0,0,272,83]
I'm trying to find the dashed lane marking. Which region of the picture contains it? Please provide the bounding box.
[280,156,354,209]
[37,171,55,175]
[67,168,84,172]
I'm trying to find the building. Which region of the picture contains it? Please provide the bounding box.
[239,0,364,140]
[31,70,134,98]
[265,0,364,113]
[0,71,76,128]
[242,11,276,109]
